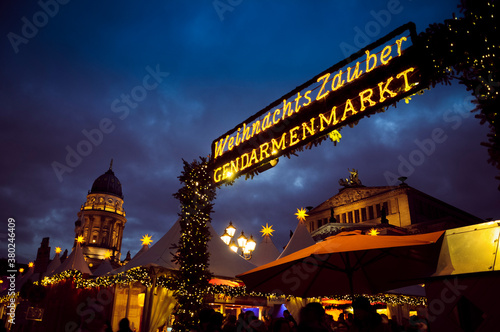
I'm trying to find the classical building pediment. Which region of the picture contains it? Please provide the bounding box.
[315,186,399,210]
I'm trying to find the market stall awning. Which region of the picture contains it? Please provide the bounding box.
[238,230,444,298]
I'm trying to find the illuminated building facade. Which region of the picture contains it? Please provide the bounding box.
[74,162,127,266]
[306,180,484,240]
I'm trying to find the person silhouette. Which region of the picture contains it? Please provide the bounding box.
[118,318,133,332]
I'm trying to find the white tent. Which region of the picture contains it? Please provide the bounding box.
[206,222,257,277]
[133,243,150,259]
[16,266,37,291]
[277,221,316,259]
[250,235,281,266]
[51,242,92,276]
[93,258,114,276]
[112,221,181,274]
[113,242,152,274]
[44,252,61,277]
[114,219,255,278]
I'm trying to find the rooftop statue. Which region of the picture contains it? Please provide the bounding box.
[339,168,363,187]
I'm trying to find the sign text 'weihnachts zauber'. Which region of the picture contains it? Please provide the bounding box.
[210,23,426,185]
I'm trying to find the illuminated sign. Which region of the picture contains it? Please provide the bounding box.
[211,23,426,184]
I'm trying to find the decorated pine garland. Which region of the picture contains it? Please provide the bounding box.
[37,268,152,289]
[419,0,500,187]
[2,269,426,308]
[7,3,499,327]
[172,157,216,331]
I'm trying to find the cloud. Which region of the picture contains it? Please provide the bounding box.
[1,0,498,264]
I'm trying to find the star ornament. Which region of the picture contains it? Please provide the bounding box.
[76,235,84,243]
[104,250,112,259]
[55,246,62,254]
[141,234,153,246]
[260,223,275,237]
[295,208,309,222]
[368,228,380,236]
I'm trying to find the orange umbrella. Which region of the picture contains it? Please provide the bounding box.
[237,230,444,298]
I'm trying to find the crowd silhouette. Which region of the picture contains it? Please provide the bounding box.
[182,299,428,332]
[96,300,427,332]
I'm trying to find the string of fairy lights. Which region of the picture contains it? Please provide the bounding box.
[4,3,498,330]
[0,266,427,308]
[171,158,216,331]
[2,205,426,308]
[163,4,500,324]
[419,1,499,185]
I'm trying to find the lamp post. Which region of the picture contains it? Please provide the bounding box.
[221,223,256,260]
[237,231,248,249]
[220,231,232,245]
[242,235,256,260]
[226,221,236,237]
[229,240,238,253]
[245,235,256,252]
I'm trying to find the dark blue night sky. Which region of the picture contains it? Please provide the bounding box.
[1,0,498,263]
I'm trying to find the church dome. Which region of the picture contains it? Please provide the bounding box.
[90,163,123,198]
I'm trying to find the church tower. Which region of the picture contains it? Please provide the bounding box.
[74,161,127,266]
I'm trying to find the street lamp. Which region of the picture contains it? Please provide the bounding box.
[245,235,256,252]
[220,231,232,245]
[237,231,248,248]
[226,221,236,237]
[242,235,257,259]
[229,240,238,253]
[221,223,257,260]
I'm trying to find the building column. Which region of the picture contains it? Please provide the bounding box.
[87,215,95,244]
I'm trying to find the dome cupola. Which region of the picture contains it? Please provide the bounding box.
[76,159,127,265]
[89,160,123,198]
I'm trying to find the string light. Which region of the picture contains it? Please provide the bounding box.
[0,267,426,308]
[419,1,499,186]
[172,157,216,330]
[4,1,497,321]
